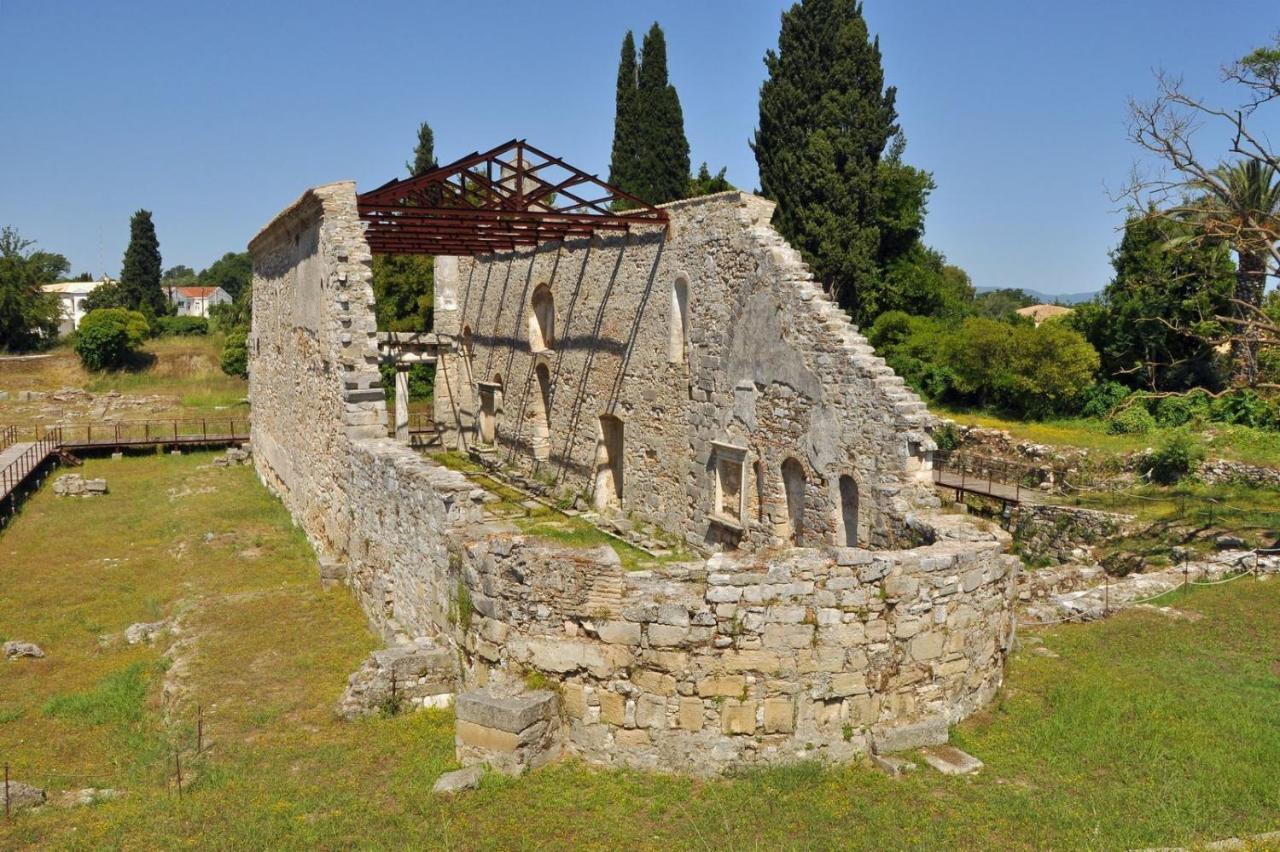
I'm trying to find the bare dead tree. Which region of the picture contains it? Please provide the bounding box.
[1120,35,1280,390]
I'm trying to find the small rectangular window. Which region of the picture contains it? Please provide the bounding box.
[710,441,748,528]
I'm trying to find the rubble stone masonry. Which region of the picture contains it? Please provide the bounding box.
[248,181,1020,774]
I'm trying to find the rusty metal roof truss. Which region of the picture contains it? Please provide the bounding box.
[357,139,669,256]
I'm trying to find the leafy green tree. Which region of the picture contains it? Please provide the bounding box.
[0,227,65,350]
[686,163,734,198]
[118,210,166,317]
[162,265,197,285]
[876,132,933,268]
[1072,212,1234,391]
[74,307,149,370]
[197,251,252,300]
[870,312,1099,418]
[372,255,433,331]
[609,31,641,199]
[406,122,438,176]
[631,23,690,205]
[753,0,896,322]
[82,279,128,312]
[370,120,436,332]
[880,244,974,319]
[972,288,1036,319]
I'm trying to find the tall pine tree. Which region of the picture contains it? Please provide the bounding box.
[119,209,166,317]
[608,31,640,199]
[752,0,897,322]
[633,24,690,205]
[371,120,436,332]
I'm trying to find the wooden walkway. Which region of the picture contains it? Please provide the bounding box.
[933,469,1039,505]
[0,439,58,506]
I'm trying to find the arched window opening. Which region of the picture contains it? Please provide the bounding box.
[668,274,689,363]
[781,457,806,546]
[838,475,859,547]
[529,284,555,352]
[595,414,624,511]
[532,363,552,461]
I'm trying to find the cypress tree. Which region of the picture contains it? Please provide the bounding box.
[634,23,690,205]
[608,31,640,199]
[119,209,166,316]
[752,0,897,322]
[406,121,438,177]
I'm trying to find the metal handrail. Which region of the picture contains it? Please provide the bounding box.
[0,437,57,496]
[12,417,250,447]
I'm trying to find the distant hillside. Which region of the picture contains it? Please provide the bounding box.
[975,286,1099,305]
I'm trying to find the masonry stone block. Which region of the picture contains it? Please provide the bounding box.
[720,699,758,735]
[763,698,795,733]
[678,697,705,731]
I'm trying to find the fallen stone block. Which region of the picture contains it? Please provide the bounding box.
[870,717,948,753]
[920,745,983,775]
[4,780,46,811]
[870,753,917,777]
[433,765,483,795]
[52,474,107,497]
[3,641,45,660]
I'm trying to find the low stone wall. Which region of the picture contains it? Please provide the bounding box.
[247,181,1021,775]
[1009,504,1134,565]
[1199,458,1280,488]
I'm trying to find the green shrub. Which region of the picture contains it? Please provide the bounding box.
[1106,404,1157,435]
[220,327,248,379]
[1210,391,1277,429]
[933,422,960,453]
[153,315,208,336]
[1080,381,1131,418]
[1143,430,1205,484]
[943,317,1100,419]
[74,308,149,370]
[1154,393,1211,427]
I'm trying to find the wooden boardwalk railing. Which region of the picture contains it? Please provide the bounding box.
[0,417,251,521]
[932,450,1040,506]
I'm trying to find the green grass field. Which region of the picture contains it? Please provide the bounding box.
[934,404,1280,470]
[2,453,1279,849]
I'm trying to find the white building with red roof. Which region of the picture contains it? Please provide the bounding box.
[168,285,232,318]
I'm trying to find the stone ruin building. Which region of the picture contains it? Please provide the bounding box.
[247,140,1020,775]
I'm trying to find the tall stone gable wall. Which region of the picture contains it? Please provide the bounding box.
[433,192,938,552]
[248,181,1020,775]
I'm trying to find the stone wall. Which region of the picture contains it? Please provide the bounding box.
[247,181,1020,775]
[1009,504,1134,565]
[1199,458,1280,489]
[433,192,938,552]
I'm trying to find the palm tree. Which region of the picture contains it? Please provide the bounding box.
[1173,159,1280,386]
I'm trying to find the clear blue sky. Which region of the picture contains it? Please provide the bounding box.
[1,0,1276,295]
